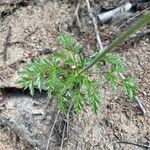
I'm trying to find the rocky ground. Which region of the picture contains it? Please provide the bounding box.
[0,0,150,150]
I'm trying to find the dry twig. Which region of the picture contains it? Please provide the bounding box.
[135,96,146,114]
[85,0,103,49]
[66,103,73,138]
[118,6,150,30]
[46,110,60,150]
[60,103,73,150]
[24,27,39,40]
[3,26,11,62]
[60,123,66,150]
[74,0,82,28]
[116,140,150,149]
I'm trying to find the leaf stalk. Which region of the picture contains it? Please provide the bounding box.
[79,13,150,74]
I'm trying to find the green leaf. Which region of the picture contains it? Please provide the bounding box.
[103,53,122,64]
[73,91,84,113]
[17,77,32,85]
[112,64,126,73]
[58,96,68,114]
[64,58,74,65]
[75,43,81,53]
[53,53,65,60]
[47,86,53,97]
[17,70,30,75]
[90,92,100,114]
[105,72,117,91]
[103,53,127,73]
[59,33,74,52]
[61,74,76,93]
[83,78,101,114]
[36,75,42,92]
[29,81,34,96]
[122,77,137,100]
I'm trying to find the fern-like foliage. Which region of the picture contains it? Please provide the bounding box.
[18,33,137,114]
[122,77,137,100]
[102,53,137,100]
[17,34,100,114]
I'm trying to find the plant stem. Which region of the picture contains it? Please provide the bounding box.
[79,13,150,74]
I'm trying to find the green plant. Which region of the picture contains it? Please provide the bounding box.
[18,13,150,114]
[18,33,100,113]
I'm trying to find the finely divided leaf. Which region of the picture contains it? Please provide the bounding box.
[123,77,137,100]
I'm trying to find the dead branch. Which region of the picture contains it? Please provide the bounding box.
[85,0,103,49]
[46,110,60,150]
[66,103,73,138]
[3,26,11,62]
[24,27,39,40]
[118,6,150,30]
[116,140,150,149]
[74,0,82,28]
[60,123,66,150]
[60,103,73,149]
[135,96,146,114]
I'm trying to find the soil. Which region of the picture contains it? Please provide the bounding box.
[0,0,150,150]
